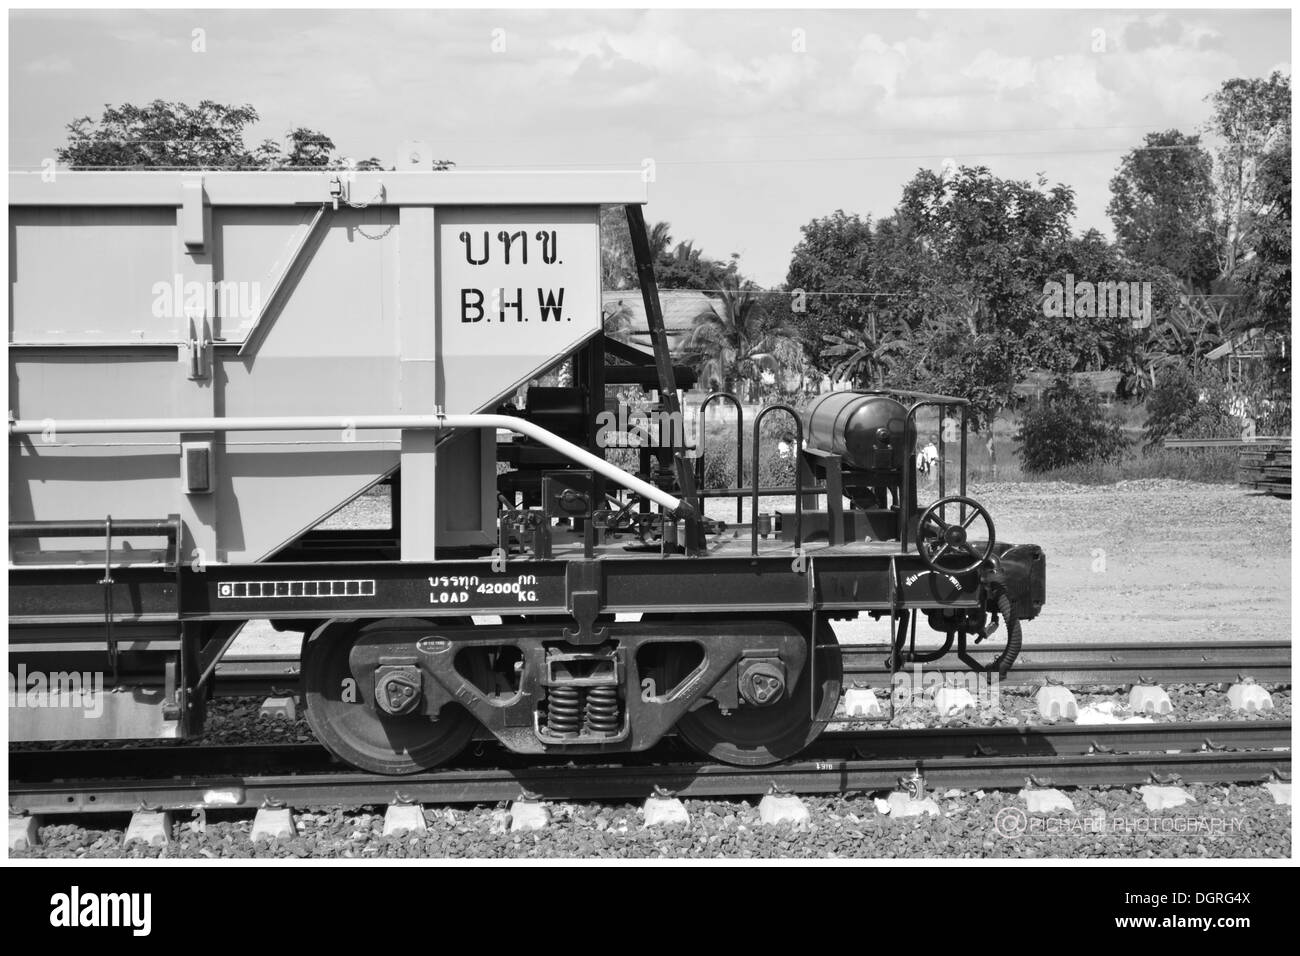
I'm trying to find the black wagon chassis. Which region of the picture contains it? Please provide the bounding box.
[8,544,1044,753]
[9,552,990,628]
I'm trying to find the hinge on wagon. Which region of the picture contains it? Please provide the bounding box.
[187,315,212,382]
[329,174,347,210]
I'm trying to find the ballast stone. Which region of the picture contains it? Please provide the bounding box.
[843,688,883,718]
[1129,685,1173,716]
[1265,783,1291,806]
[383,804,428,836]
[9,816,41,851]
[934,687,977,716]
[1227,681,1275,714]
[1020,788,1075,813]
[1139,786,1195,811]
[1036,686,1079,721]
[251,806,297,841]
[643,797,690,827]
[758,794,809,826]
[124,810,173,846]
[509,801,550,832]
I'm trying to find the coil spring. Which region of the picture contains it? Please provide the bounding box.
[545,685,583,735]
[584,685,620,734]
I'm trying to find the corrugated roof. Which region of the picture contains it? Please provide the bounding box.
[601,289,722,355]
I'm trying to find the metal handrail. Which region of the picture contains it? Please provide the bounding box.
[900,399,969,551]
[693,392,744,524]
[10,413,687,517]
[751,403,803,557]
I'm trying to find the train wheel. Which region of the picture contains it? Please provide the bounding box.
[302,619,479,775]
[672,617,842,766]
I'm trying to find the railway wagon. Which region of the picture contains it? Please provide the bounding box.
[8,166,1045,772]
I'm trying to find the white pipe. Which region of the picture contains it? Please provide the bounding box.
[9,412,686,515]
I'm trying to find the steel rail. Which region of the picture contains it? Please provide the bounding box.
[10,720,1289,782]
[10,750,1287,816]
[842,640,1293,686]
[10,722,1289,815]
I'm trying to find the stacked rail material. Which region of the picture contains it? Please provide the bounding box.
[1163,437,1291,499]
[1238,440,1291,498]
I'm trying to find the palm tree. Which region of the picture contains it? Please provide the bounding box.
[647,221,673,260]
[684,273,790,401]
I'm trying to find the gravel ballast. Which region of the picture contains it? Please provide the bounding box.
[14,783,1289,860]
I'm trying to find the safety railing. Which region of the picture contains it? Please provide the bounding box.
[693,391,745,525]
[751,403,803,557]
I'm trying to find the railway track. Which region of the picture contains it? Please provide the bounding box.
[11,721,1289,816]
[212,640,1293,696]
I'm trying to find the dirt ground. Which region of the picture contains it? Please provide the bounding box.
[964,479,1291,645]
[229,479,1291,655]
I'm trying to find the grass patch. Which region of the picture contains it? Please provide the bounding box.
[973,446,1239,484]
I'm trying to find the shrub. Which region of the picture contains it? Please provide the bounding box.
[1015,381,1129,472]
[1142,365,1238,447]
[696,416,796,490]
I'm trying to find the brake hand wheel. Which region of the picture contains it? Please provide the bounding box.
[916,495,996,574]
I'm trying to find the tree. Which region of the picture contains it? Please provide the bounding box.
[819,314,908,388]
[1235,130,1291,428]
[57,100,264,168]
[1106,130,1218,291]
[1207,71,1291,283]
[873,165,1077,426]
[684,269,789,401]
[655,240,731,290]
[785,210,876,373]
[56,99,429,172]
[600,207,670,291]
[245,128,389,171]
[1238,131,1292,336]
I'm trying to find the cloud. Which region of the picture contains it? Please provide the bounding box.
[6,8,1290,285]
[23,54,74,75]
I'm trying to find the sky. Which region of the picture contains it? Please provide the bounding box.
[7,7,1292,286]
